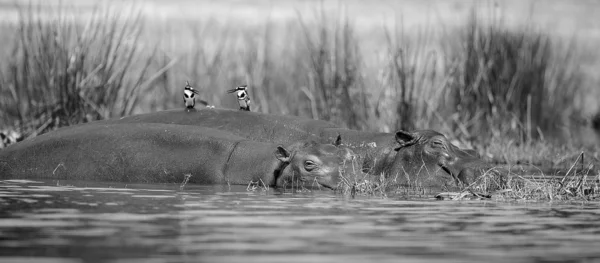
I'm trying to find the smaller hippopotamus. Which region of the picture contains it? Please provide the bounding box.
[372,130,486,188]
[0,123,351,189]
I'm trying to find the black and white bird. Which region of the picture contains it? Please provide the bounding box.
[183,81,199,109]
[183,81,212,109]
[0,129,23,149]
[227,85,251,111]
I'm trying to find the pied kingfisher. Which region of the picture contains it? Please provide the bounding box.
[183,81,199,109]
[227,85,251,111]
[0,128,23,149]
[183,81,212,109]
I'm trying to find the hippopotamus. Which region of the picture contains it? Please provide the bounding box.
[0,123,351,189]
[105,109,489,189]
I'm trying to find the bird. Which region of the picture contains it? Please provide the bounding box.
[0,128,23,149]
[183,81,199,109]
[183,81,212,109]
[227,85,251,111]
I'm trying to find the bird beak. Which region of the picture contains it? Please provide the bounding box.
[226,89,237,93]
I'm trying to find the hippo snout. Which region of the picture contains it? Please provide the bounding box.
[283,165,341,190]
[456,167,476,186]
[443,149,488,187]
[452,161,492,187]
[312,164,341,189]
[316,173,340,190]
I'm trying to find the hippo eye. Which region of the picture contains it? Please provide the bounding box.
[432,140,446,149]
[304,160,317,171]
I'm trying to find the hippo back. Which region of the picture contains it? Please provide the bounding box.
[107,109,339,144]
[0,123,246,183]
[108,109,397,168]
[0,122,351,188]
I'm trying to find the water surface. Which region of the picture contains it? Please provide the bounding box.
[1,179,599,263]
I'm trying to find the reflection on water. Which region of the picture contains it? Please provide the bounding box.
[1,179,600,263]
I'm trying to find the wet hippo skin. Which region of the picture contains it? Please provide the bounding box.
[107,109,489,188]
[0,123,350,189]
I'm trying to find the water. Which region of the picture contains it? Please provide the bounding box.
[1,179,600,263]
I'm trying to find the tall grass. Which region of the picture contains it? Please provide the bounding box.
[442,9,584,144]
[379,18,444,132]
[0,3,162,137]
[296,6,368,129]
[0,2,595,164]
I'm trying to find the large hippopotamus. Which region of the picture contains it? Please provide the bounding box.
[0,123,351,189]
[107,109,489,189]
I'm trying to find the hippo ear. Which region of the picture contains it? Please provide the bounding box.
[395,130,414,142]
[394,130,418,151]
[333,134,342,146]
[274,145,291,163]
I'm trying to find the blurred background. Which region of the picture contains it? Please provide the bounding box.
[0,0,598,163]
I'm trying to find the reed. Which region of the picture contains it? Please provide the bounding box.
[441,8,584,144]
[0,3,587,144]
[295,5,368,129]
[378,17,443,132]
[0,3,163,137]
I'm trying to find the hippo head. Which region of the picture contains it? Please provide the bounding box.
[274,140,354,189]
[383,130,487,189]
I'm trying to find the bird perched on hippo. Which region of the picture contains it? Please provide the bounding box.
[0,123,354,189]
[107,108,490,190]
[183,81,211,110]
[0,128,23,149]
[227,85,251,111]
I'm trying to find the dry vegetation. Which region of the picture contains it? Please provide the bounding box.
[0,1,599,200]
[334,154,599,201]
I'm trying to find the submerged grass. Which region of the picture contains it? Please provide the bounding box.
[335,156,600,201]
[491,160,600,202]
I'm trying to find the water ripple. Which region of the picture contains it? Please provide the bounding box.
[0,179,599,262]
